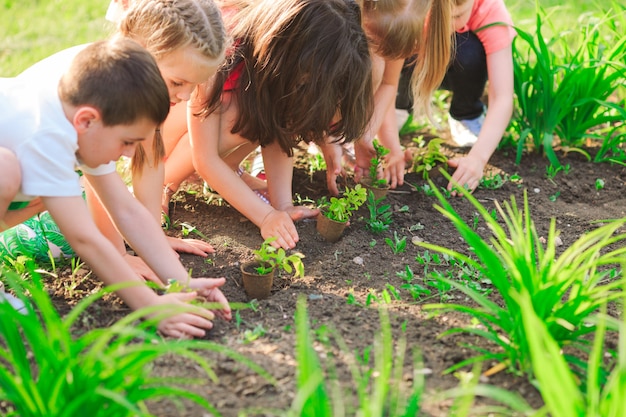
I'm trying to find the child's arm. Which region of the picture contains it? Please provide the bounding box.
[188,93,316,249]
[261,140,320,222]
[48,174,230,334]
[447,46,514,193]
[353,58,406,186]
[83,177,160,284]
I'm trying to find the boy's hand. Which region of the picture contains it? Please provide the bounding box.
[187,277,232,321]
[155,292,215,339]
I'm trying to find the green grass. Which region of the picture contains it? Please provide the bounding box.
[1,0,111,76]
[0,0,602,76]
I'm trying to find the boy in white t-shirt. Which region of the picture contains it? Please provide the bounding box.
[0,38,231,339]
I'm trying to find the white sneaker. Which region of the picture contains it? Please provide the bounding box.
[448,113,485,147]
[0,291,27,314]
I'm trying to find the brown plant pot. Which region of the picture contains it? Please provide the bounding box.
[316,213,347,243]
[360,177,390,200]
[241,261,275,300]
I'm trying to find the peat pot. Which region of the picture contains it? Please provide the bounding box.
[359,177,390,200]
[316,214,347,243]
[240,261,275,300]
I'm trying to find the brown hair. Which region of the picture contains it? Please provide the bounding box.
[359,0,453,120]
[58,38,169,128]
[119,0,228,172]
[202,0,374,157]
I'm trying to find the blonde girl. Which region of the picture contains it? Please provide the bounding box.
[397,0,516,193]
[85,0,229,282]
[322,0,453,195]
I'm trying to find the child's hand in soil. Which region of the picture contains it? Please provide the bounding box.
[260,209,300,250]
[123,252,161,285]
[447,154,486,195]
[383,148,407,189]
[166,236,216,256]
[318,141,346,196]
[188,277,232,321]
[155,291,216,339]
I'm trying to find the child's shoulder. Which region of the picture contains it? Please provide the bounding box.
[17,44,90,84]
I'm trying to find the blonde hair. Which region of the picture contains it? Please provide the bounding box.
[360,0,453,120]
[118,0,228,173]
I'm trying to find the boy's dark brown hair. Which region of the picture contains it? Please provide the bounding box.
[203,0,374,156]
[58,38,170,128]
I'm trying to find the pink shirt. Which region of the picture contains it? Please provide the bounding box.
[457,0,516,55]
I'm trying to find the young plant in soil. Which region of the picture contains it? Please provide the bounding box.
[252,237,305,277]
[366,139,390,188]
[412,137,448,180]
[319,184,367,223]
[365,190,393,233]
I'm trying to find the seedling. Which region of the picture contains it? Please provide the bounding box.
[385,231,407,254]
[318,184,367,223]
[364,190,393,233]
[367,139,390,188]
[412,137,448,179]
[595,178,605,190]
[252,237,305,277]
[179,221,210,241]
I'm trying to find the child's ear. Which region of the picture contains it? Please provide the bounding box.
[73,106,102,133]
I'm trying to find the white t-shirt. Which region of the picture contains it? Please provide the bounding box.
[0,45,115,202]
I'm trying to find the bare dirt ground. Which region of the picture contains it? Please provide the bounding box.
[43,130,626,416]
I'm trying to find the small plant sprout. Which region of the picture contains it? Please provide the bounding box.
[412,137,449,179]
[368,139,390,187]
[595,178,605,190]
[252,237,305,277]
[365,190,393,233]
[385,231,407,254]
[319,184,367,223]
[179,221,210,241]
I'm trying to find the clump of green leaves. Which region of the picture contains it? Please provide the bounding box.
[419,174,626,380]
[319,184,367,223]
[511,7,626,168]
[385,231,407,254]
[252,237,305,277]
[0,267,273,417]
[412,137,449,179]
[364,190,393,233]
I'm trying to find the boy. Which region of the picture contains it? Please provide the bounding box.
[0,38,231,339]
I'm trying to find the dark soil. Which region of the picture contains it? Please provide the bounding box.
[42,132,626,416]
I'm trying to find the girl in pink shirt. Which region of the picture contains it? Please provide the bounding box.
[398,0,516,193]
